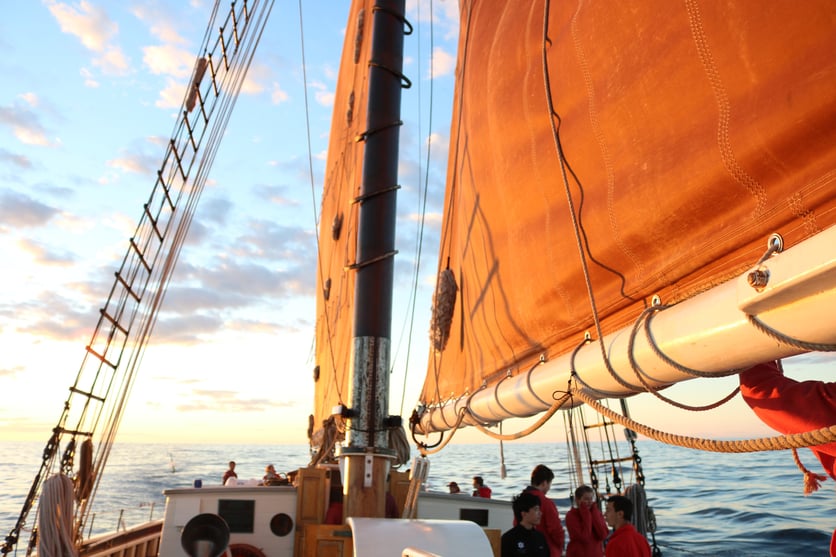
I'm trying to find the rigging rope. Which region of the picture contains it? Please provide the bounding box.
[394,0,436,416]
[573,387,836,453]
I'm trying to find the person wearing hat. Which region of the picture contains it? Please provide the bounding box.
[448,481,461,494]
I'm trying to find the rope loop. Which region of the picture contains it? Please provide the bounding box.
[371,5,414,35]
[355,120,405,142]
[746,314,836,352]
[626,306,741,411]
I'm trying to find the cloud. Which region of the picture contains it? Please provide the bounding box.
[0,365,23,378]
[143,44,194,78]
[107,152,159,175]
[271,84,289,104]
[0,148,33,170]
[7,291,95,342]
[80,67,100,88]
[92,46,131,74]
[315,90,335,107]
[17,237,76,266]
[430,47,455,78]
[46,0,130,75]
[0,101,56,147]
[251,185,301,207]
[175,390,295,412]
[0,191,58,228]
[131,4,188,45]
[155,77,187,109]
[309,81,335,107]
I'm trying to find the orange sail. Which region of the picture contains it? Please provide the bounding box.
[419,1,836,412]
[311,1,371,454]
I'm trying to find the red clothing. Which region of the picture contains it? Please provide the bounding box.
[516,486,565,556]
[324,502,343,524]
[473,485,492,498]
[739,361,836,480]
[386,492,400,518]
[605,523,650,557]
[565,504,608,557]
[222,470,237,484]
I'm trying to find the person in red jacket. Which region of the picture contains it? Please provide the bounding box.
[516,464,565,556]
[739,360,836,556]
[472,476,493,498]
[565,485,608,556]
[603,496,650,557]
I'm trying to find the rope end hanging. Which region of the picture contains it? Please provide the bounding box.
[792,448,827,495]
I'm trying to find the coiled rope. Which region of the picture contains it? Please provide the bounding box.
[38,475,77,557]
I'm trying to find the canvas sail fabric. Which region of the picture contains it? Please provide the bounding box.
[420,1,836,406]
[312,0,371,449]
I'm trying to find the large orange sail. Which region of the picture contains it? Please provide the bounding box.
[420,0,836,407]
[311,1,371,452]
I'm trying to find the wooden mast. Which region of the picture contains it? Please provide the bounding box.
[342,0,406,519]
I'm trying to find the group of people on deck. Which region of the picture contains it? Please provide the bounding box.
[500,463,650,557]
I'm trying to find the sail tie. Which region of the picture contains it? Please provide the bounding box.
[625,305,742,411]
[430,268,457,352]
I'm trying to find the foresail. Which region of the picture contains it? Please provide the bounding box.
[419,1,836,430]
[311,0,370,457]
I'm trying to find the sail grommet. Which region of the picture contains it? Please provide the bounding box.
[767,232,784,252]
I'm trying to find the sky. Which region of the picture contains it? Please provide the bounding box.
[1,1,834,453]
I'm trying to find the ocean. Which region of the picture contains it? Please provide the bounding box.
[1,440,833,556]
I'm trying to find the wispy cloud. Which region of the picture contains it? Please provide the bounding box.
[106,152,159,175]
[175,389,296,412]
[17,237,77,266]
[0,191,58,229]
[46,0,130,75]
[0,148,33,170]
[0,97,58,147]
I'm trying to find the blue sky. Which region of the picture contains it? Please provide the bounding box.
[0,0,461,445]
[1,1,833,449]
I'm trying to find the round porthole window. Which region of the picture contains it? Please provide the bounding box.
[269,513,293,537]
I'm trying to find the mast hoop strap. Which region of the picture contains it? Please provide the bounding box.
[368,61,412,89]
[371,5,414,35]
[355,120,405,142]
[345,250,398,271]
[352,184,401,203]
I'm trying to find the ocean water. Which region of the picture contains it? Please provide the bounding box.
[1,440,833,556]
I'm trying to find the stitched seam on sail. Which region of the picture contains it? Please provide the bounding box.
[686,0,767,218]
[570,0,646,281]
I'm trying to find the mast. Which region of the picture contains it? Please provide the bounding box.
[342,0,407,519]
